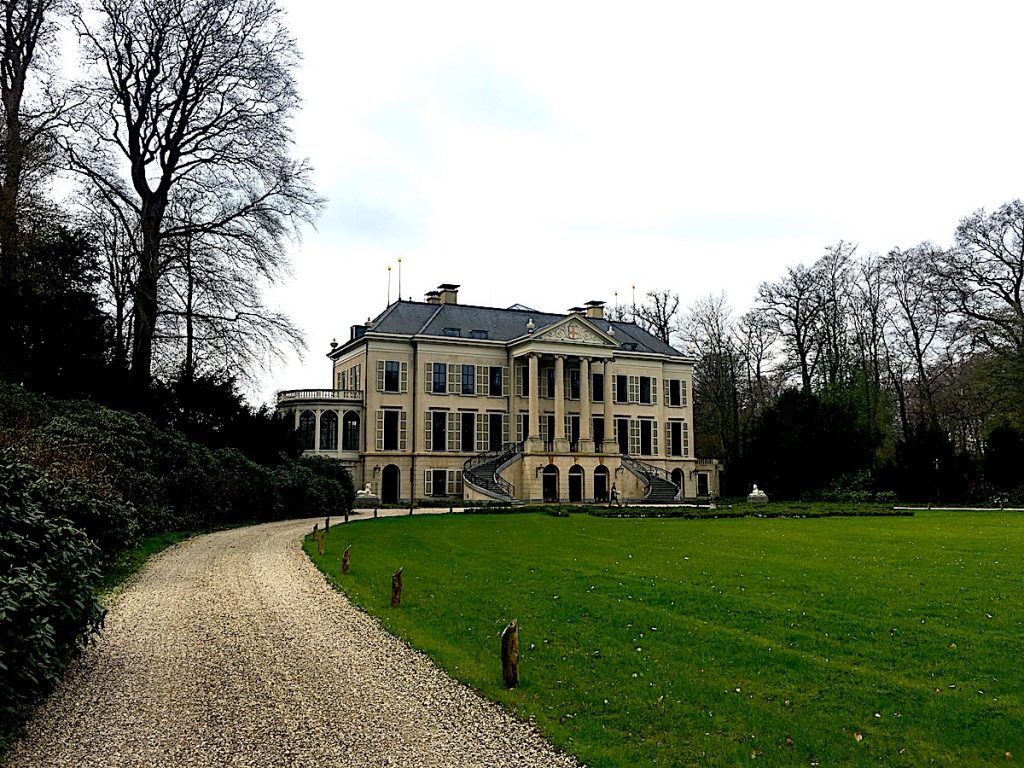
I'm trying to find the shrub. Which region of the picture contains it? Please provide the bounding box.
[0,455,104,735]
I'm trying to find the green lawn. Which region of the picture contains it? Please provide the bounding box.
[305,510,1024,767]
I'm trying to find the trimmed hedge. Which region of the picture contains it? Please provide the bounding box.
[0,456,105,730]
[0,382,355,748]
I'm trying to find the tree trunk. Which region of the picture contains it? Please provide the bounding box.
[391,567,403,608]
[131,199,165,385]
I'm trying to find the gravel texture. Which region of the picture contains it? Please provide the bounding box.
[3,517,580,767]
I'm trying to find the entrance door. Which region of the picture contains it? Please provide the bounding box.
[639,419,653,456]
[432,469,448,497]
[542,465,559,502]
[671,468,684,498]
[594,466,609,502]
[381,464,400,503]
[697,472,709,497]
[568,465,584,502]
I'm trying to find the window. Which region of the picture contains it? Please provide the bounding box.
[592,372,604,402]
[443,327,461,337]
[431,411,447,451]
[349,364,361,391]
[667,379,687,407]
[544,367,555,398]
[489,366,503,396]
[488,412,506,451]
[461,364,475,395]
[668,420,689,457]
[639,376,657,404]
[639,418,657,455]
[615,375,629,403]
[568,368,581,400]
[337,369,347,391]
[470,329,488,339]
[298,410,315,450]
[319,411,338,450]
[379,360,406,393]
[518,363,530,396]
[615,417,629,455]
[593,416,605,449]
[425,469,463,496]
[432,362,447,394]
[381,409,401,450]
[518,412,530,442]
[342,412,360,451]
[461,412,475,452]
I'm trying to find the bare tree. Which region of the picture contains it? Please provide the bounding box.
[155,225,303,386]
[814,241,856,390]
[0,0,71,282]
[757,262,825,391]
[685,293,742,463]
[939,200,1024,357]
[634,288,682,346]
[67,0,322,384]
[883,243,955,430]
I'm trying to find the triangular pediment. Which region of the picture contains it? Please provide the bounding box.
[531,315,619,347]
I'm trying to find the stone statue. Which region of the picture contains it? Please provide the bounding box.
[747,484,769,505]
[356,483,376,498]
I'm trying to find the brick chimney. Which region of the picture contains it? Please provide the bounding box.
[425,290,441,304]
[585,300,605,320]
[437,283,460,304]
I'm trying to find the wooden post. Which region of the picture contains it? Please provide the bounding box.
[501,619,520,688]
[344,510,349,524]
[391,567,403,608]
[325,517,330,533]
[342,545,352,574]
[313,522,318,538]
[373,507,378,518]
[409,504,414,515]
[317,531,325,556]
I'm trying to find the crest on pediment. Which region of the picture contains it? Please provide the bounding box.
[534,316,618,347]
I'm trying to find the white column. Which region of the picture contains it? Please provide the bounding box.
[528,354,540,450]
[579,357,592,451]
[603,361,614,452]
[554,355,566,449]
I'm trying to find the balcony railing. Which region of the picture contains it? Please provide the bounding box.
[276,388,363,403]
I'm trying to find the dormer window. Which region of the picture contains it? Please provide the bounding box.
[443,327,461,337]
[470,329,489,339]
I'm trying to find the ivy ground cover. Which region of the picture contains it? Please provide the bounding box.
[305,510,1024,767]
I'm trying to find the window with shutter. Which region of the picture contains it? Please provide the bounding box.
[424,470,433,496]
[476,412,487,451]
[628,376,640,403]
[501,366,510,397]
[652,420,659,455]
[375,410,384,451]
[448,364,458,394]
[476,365,488,395]
[502,413,510,444]
[447,412,457,451]
[399,411,407,450]
[399,362,407,393]
[377,360,385,392]
[424,362,432,393]
[424,412,432,451]
[681,420,689,456]
[651,378,658,405]
[681,380,688,406]
[629,419,641,455]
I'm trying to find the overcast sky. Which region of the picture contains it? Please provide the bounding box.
[259,1,1024,405]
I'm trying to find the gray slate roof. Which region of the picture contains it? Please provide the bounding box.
[367,300,681,357]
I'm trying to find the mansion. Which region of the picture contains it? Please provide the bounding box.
[276,284,721,504]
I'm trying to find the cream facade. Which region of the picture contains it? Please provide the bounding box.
[277,285,722,504]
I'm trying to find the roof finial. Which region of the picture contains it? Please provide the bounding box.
[526,318,535,334]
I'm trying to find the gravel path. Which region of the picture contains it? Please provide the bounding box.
[3,517,580,768]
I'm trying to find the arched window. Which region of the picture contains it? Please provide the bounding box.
[298,410,315,451]
[319,411,338,450]
[343,411,360,451]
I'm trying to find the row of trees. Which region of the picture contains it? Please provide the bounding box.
[1,0,319,397]
[628,201,1024,502]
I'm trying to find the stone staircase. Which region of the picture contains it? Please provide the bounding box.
[463,443,522,503]
[620,454,680,503]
